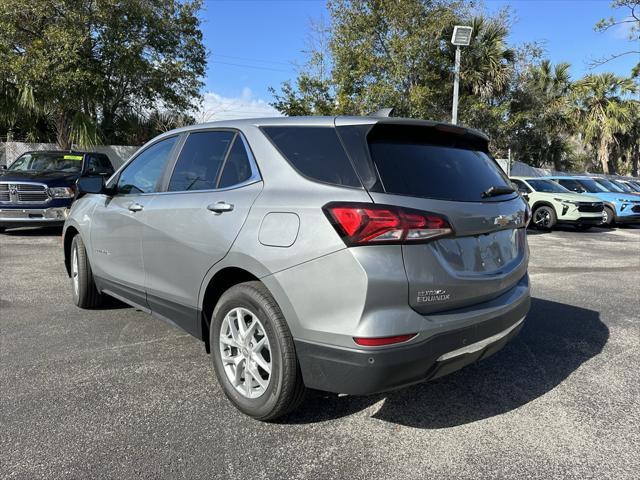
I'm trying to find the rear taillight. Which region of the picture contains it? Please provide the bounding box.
[323,202,453,246]
[353,334,416,346]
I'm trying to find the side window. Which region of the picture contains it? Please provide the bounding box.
[168,131,235,192]
[86,154,113,174]
[558,179,580,192]
[117,137,178,194]
[262,126,361,187]
[512,180,530,194]
[218,137,253,188]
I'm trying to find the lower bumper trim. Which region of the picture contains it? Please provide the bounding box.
[437,317,525,361]
[295,288,530,395]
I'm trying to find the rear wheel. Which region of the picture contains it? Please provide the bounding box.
[532,206,556,230]
[603,206,615,226]
[70,235,102,308]
[210,281,306,421]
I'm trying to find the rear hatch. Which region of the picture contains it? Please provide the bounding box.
[340,121,529,314]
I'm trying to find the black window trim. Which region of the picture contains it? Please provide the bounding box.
[107,134,182,196]
[260,125,365,191]
[158,127,262,195]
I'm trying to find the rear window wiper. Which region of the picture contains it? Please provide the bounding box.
[481,185,515,198]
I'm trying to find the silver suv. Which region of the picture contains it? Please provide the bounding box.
[63,116,531,420]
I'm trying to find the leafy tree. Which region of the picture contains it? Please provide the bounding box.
[270,1,518,155]
[509,60,575,170]
[574,73,638,174]
[0,0,206,148]
[593,1,640,76]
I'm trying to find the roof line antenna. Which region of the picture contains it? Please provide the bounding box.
[370,107,395,117]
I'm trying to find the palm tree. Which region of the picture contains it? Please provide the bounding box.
[460,16,516,100]
[509,60,575,170]
[574,73,637,173]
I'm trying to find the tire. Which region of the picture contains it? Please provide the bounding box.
[532,205,557,230]
[210,281,306,421]
[70,235,102,308]
[575,224,592,231]
[603,206,615,226]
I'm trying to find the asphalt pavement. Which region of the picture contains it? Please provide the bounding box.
[1,225,638,479]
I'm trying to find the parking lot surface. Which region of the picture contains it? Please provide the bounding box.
[1,226,639,479]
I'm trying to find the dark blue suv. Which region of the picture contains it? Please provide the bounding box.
[0,150,114,232]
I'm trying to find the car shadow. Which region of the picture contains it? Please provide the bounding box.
[281,297,608,428]
[2,226,63,236]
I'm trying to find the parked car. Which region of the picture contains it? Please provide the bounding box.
[546,176,640,226]
[621,179,640,192]
[605,178,640,196]
[592,177,640,197]
[510,176,604,230]
[62,116,531,420]
[620,180,640,192]
[0,150,114,232]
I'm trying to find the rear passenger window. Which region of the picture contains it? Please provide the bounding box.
[218,137,253,188]
[168,131,235,192]
[262,126,361,187]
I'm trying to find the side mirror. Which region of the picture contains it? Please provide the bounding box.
[522,193,530,201]
[76,175,107,197]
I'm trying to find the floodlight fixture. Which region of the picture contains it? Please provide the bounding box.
[451,26,473,46]
[450,26,473,124]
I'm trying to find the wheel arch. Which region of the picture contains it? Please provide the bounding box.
[199,265,262,353]
[531,200,557,215]
[63,224,80,277]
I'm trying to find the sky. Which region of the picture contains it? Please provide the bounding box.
[198,0,638,120]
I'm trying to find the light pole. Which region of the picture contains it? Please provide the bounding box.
[450,25,473,125]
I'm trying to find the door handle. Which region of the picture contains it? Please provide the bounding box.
[207,201,234,214]
[128,202,144,212]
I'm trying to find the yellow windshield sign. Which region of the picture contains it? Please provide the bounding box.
[63,155,83,161]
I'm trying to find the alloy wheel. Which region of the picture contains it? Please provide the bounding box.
[534,209,551,228]
[71,246,79,297]
[219,307,272,399]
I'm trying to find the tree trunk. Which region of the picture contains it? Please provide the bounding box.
[54,111,71,150]
[598,137,610,174]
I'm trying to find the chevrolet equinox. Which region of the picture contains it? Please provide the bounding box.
[63,116,531,420]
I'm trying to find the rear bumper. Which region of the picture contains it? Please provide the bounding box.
[0,207,69,229]
[295,278,531,395]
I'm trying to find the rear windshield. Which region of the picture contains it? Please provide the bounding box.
[368,130,512,202]
[262,126,361,187]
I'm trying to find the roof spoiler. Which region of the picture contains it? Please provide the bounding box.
[370,107,395,118]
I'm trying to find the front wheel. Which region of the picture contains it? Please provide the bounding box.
[210,281,306,421]
[532,206,556,230]
[70,235,102,308]
[602,206,615,226]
